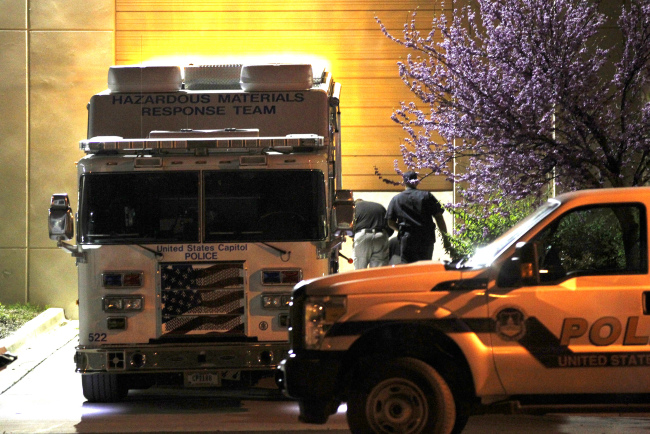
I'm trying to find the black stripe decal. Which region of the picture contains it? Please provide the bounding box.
[327,316,650,368]
[326,317,494,337]
[521,317,650,368]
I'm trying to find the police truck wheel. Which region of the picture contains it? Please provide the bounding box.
[347,357,456,434]
[298,399,331,424]
[81,373,129,402]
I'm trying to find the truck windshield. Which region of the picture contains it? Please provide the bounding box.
[464,199,561,268]
[204,170,326,242]
[79,172,200,244]
[79,170,326,244]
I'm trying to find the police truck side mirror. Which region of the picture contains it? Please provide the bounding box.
[497,242,540,287]
[333,190,354,236]
[48,193,74,241]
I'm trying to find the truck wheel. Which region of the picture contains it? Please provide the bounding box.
[347,357,456,434]
[298,399,338,424]
[81,373,129,402]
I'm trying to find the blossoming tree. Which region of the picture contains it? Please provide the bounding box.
[379,0,650,208]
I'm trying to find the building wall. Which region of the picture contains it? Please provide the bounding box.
[0,0,114,318]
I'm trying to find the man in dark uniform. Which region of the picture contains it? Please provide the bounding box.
[352,199,392,269]
[387,171,450,263]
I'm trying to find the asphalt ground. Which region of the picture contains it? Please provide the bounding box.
[1,310,650,433]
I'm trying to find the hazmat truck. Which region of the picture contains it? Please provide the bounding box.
[48,63,353,402]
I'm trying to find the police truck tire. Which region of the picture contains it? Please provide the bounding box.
[298,399,331,424]
[81,373,129,402]
[347,357,456,434]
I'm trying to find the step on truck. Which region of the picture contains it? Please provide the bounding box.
[48,63,354,402]
[279,187,650,433]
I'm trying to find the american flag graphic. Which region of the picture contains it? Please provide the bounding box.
[161,262,245,335]
[161,264,202,316]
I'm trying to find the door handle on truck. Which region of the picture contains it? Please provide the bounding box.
[644,292,650,315]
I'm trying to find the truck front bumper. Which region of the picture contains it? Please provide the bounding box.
[278,351,344,400]
[75,342,289,374]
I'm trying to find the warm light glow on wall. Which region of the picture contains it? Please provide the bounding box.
[141,54,331,76]
[115,1,453,191]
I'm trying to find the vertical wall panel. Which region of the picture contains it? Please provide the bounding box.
[1,0,27,305]
[0,31,27,248]
[0,0,26,29]
[30,0,114,29]
[0,28,27,304]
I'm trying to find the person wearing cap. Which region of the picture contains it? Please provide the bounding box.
[352,199,392,269]
[386,171,451,263]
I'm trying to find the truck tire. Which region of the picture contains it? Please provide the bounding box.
[298,399,330,425]
[81,373,129,402]
[298,399,339,424]
[347,357,456,434]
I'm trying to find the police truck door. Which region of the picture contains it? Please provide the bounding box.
[488,202,650,395]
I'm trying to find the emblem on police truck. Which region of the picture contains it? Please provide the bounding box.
[495,307,526,341]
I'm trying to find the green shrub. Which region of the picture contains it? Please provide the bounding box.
[0,303,44,340]
[447,193,544,260]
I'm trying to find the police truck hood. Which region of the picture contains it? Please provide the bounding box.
[296,262,473,296]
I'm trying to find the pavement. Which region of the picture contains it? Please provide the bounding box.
[0,308,79,395]
[1,311,650,433]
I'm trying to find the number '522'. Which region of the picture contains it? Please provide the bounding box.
[88,333,107,342]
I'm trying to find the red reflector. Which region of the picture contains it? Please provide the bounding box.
[123,273,143,287]
[261,269,302,285]
[281,270,301,284]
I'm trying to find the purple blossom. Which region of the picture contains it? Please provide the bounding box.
[377,0,650,207]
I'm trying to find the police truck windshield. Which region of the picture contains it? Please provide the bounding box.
[79,170,326,244]
[464,199,561,268]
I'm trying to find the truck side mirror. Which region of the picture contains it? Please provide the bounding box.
[497,242,540,287]
[333,190,354,236]
[48,193,74,241]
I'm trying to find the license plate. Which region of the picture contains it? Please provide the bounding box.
[185,371,222,387]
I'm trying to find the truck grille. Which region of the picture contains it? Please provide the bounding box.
[161,262,245,335]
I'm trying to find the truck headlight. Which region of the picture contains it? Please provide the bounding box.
[103,296,144,312]
[304,296,346,349]
[261,293,291,309]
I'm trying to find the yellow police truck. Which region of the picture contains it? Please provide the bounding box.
[280,187,650,433]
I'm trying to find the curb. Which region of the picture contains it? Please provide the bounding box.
[0,308,66,355]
